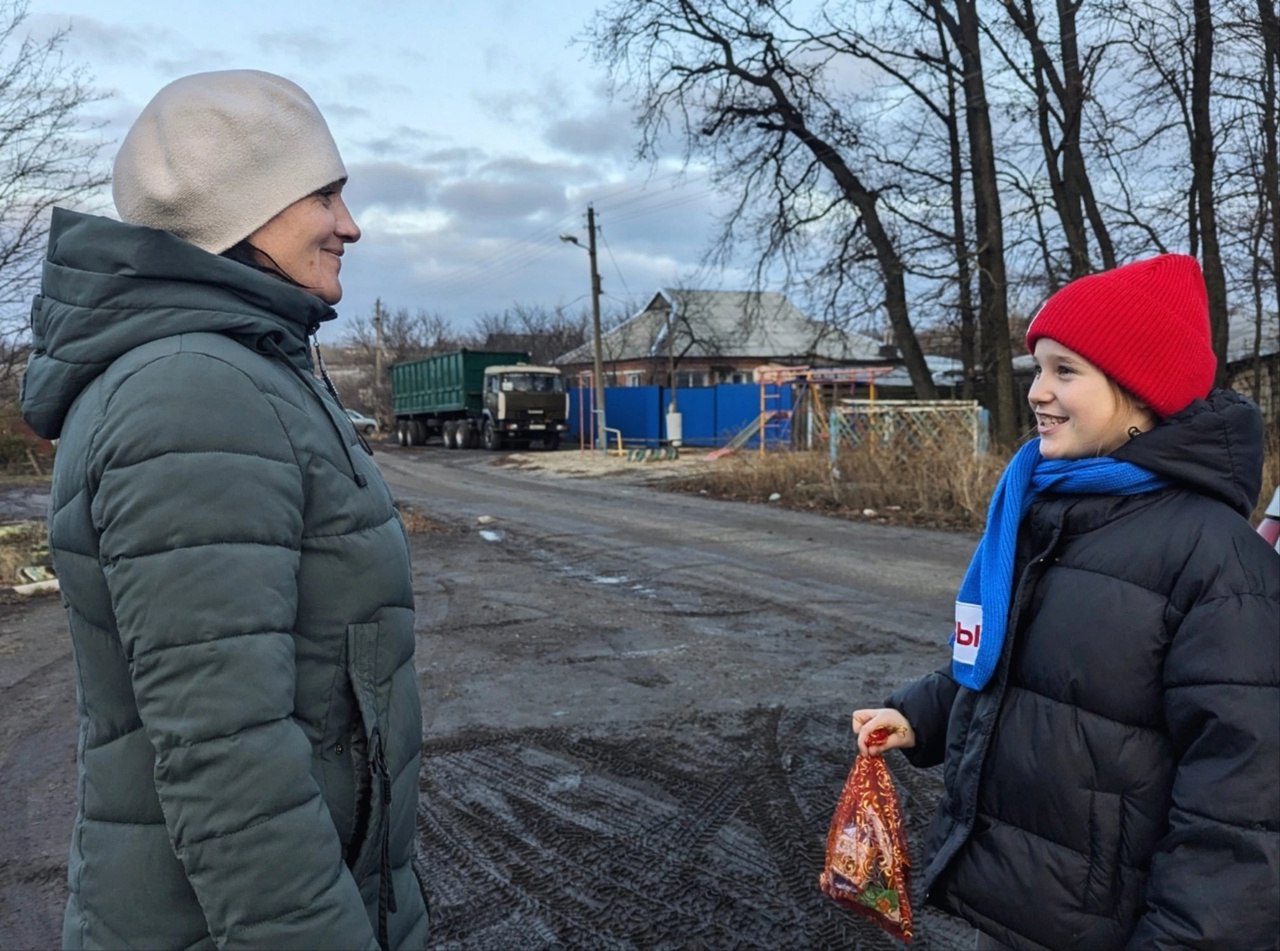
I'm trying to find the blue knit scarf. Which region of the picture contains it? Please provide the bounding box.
[952,439,1168,690]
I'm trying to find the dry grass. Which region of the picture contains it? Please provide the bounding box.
[0,520,51,585]
[670,429,1280,534]
[668,430,1007,532]
[395,502,455,535]
[0,406,55,477]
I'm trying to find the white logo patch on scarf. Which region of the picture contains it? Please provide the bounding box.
[953,601,983,666]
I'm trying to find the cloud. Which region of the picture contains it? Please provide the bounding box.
[326,154,742,340]
[344,160,441,212]
[543,109,637,159]
[338,71,414,101]
[151,47,241,77]
[320,100,374,124]
[358,129,460,162]
[438,175,570,225]
[256,29,343,60]
[473,78,573,129]
[25,12,154,63]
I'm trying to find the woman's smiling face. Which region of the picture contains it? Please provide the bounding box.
[246,180,360,304]
[1028,338,1154,459]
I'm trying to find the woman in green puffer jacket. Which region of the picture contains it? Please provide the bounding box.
[21,70,428,950]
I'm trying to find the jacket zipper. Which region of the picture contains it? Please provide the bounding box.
[370,727,397,950]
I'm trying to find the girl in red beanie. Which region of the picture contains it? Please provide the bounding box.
[851,254,1279,949]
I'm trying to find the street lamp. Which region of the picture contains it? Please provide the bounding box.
[560,204,607,451]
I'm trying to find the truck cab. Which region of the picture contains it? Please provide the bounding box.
[481,365,569,450]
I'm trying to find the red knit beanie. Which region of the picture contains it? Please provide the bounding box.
[1025,254,1216,418]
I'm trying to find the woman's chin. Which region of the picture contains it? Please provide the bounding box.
[313,283,342,305]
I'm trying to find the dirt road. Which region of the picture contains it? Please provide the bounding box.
[0,446,979,949]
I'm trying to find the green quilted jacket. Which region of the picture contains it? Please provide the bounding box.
[21,209,428,950]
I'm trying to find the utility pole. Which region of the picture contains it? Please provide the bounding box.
[373,298,386,425]
[561,208,608,451]
[373,298,385,383]
[586,205,607,451]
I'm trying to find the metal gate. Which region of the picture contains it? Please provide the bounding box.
[829,400,990,460]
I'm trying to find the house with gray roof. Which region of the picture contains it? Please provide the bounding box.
[554,288,895,388]
[1226,308,1279,423]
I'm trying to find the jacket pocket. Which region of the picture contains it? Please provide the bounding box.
[345,620,400,949]
[345,621,391,880]
[1084,790,1122,916]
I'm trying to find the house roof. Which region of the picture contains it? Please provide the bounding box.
[553,289,889,366]
[872,355,966,389]
[1227,310,1279,364]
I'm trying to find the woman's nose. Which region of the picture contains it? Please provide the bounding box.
[335,194,361,243]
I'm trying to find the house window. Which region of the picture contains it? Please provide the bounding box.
[676,371,706,388]
[624,371,644,387]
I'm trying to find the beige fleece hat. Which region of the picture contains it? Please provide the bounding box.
[112,69,347,253]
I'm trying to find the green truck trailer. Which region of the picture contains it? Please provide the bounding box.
[391,349,569,450]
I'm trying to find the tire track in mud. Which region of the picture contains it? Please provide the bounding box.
[417,707,973,949]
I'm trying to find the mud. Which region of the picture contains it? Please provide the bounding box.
[0,446,978,949]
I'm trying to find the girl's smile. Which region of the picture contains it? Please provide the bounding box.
[1028,338,1155,458]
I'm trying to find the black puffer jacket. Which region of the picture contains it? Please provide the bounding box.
[889,389,1279,950]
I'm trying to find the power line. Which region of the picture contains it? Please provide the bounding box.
[597,226,634,305]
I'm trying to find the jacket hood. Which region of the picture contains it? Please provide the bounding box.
[21,207,336,439]
[1111,387,1265,518]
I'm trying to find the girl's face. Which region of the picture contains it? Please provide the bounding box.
[246,180,361,304]
[1028,338,1155,459]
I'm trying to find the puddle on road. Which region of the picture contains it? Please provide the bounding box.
[615,644,688,659]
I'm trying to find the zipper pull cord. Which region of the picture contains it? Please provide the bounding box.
[261,335,369,486]
[311,335,375,457]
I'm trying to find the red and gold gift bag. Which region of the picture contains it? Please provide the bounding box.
[818,728,913,943]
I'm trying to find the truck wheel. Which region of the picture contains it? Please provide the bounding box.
[397,421,408,447]
[443,420,457,449]
[482,420,502,451]
[545,433,561,451]
[458,424,474,450]
[410,420,427,446]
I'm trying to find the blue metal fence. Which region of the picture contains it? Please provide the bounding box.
[567,384,794,449]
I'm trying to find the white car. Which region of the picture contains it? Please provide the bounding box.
[344,408,379,435]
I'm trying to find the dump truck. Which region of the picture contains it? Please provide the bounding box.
[391,349,569,451]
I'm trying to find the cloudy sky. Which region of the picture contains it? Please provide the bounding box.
[23,0,744,340]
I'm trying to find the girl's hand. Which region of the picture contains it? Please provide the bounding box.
[851,707,915,757]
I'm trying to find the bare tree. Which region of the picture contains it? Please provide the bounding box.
[472,303,589,364]
[1191,0,1231,382]
[1208,0,1278,412]
[0,0,107,381]
[1256,0,1280,321]
[1109,0,1236,380]
[339,301,462,422]
[808,4,981,396]
[995,0,1117,279]
[587,0,940,403]
[343,303,457,363]
[916,0,1019,448]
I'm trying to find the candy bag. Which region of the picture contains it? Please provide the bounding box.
[818,728,913,943]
